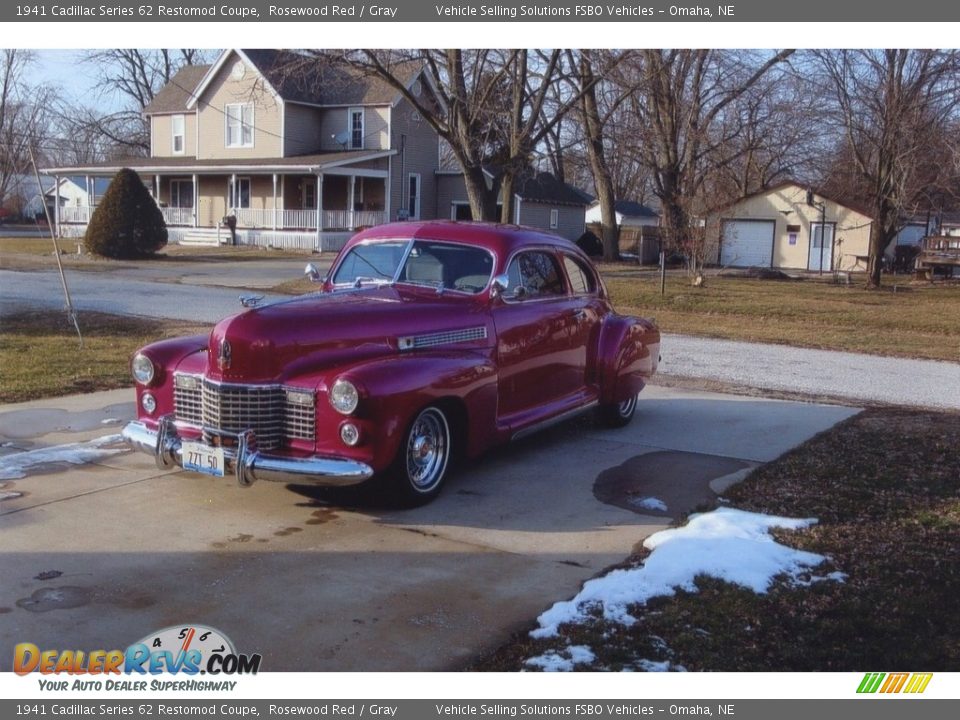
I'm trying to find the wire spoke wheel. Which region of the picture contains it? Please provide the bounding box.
[599,393,638,428]
[403,407,450,495]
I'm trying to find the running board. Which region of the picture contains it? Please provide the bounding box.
[510,400,599,442]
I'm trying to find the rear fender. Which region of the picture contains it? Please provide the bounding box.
[596,316,660,404]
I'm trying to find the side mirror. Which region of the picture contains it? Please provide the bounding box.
[490,273,509,298]
[305,263,323,283]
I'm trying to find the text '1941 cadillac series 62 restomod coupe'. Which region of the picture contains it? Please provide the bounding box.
[122,221,660,505]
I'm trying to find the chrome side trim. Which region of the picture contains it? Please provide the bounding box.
[398,326,487,351]
[510,400,599,442]
[122,419,373,488]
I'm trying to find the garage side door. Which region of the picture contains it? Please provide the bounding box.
[721,220,775,267]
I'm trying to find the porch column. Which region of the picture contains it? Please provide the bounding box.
[315,173,323,251]
[54,174,60,238]
[85,175,91,212]
[383,173,391,224]
[348,176,356,230]
[192,174,198,228]
[230,174,236,213]
[154,175,160,204]
[272,173,278,231]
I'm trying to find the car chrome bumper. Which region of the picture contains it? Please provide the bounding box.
[121,418,374,488]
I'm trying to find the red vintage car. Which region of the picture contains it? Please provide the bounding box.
[122,221,660,505]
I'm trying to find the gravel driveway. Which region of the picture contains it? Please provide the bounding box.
[661,333,960,411]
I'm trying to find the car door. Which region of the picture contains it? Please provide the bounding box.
[491,248,586,422]
[559,251,605,392]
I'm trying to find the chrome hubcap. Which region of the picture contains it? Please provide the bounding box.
[406,409,449,492]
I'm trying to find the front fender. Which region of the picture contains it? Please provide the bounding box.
[596,315,660,404]
[319,351,499,472]
[133,334,209,423]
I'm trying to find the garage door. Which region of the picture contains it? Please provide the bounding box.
[721,220,775,267]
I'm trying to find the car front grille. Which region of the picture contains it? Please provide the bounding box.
[173,374,315,451]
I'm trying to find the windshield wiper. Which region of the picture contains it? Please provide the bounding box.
[353,276,391,288]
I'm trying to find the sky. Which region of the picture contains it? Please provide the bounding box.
[30,49,125,113]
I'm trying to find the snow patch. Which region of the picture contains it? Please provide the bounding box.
[635,659,683,672]
[524,645,595,672]
[0,435,126,480]
[630,496,668,512]
[531,507,842,638]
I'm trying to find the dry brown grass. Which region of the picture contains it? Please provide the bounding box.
[0,310,209,404]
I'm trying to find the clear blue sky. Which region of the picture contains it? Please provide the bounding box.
[31,50,125,113]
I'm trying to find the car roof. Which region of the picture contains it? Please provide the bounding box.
[350,220,581,258]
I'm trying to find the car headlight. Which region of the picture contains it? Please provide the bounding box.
[329,378,359,415]
[132,353,155,385]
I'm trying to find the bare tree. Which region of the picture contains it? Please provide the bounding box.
[624,49,794,279]
[347,49,596,222]
[69,49,212,156]
[0,50,54,213]
[816,49,960,287]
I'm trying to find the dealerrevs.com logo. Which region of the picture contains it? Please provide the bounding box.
[14,624,261,679]
[857,672,933,694]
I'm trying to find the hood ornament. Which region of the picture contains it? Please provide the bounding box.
[218,338,232,371]
[239,294,264,308]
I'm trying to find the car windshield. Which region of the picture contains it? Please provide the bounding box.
[331,240,408,285]
[333,239,494,294]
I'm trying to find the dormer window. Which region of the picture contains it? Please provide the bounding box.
[171,114,185,155]
[349,108,364,149]
[225,103,254,148]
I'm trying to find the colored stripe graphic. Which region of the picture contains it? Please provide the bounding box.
[904,673,933,694]
[857,672,932,694]
[880,673,909,693]
[857,672,885,693]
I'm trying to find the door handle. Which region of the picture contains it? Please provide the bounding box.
[570,309,587,321]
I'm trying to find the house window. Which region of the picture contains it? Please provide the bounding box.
[171,115,185,155]
[349,108,364,149]
[550,208,559,230]
[407,173,421,220]
[229,177,251,209]
[301,179,316,209]
[225,103,254,148]
[170,179,194,208]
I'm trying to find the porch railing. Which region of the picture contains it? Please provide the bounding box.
[59,206,91,224]
[161,207,194,226]
[232,208,386,231]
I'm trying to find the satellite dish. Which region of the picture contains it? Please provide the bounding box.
[332,131,351,149]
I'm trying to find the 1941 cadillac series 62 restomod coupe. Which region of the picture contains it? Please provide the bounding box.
[122,221,660,505]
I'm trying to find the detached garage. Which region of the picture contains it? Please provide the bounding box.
[720,219,775,267]
[707,182,874,272]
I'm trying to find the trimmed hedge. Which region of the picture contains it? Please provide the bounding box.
[84,168,167,259]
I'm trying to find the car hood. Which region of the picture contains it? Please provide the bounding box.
[202,286,492,383]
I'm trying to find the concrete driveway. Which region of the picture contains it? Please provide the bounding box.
[0,386,857,671]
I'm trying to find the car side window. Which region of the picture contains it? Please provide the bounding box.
[562,255,597,295]
[506,251,566,300]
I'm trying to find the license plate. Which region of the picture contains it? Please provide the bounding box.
[182,442,226,477]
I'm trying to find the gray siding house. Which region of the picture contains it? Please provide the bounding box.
[435,170,590,241]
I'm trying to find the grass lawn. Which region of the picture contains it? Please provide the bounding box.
[0,235,313,271]
[601,265,960,363]
[0,310,209,404]
[474,407,960,671]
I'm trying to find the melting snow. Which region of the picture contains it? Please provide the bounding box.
[524,645,595,672]
[630,496,668,512]
[0,435,126,480]
[531,507,843,638]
